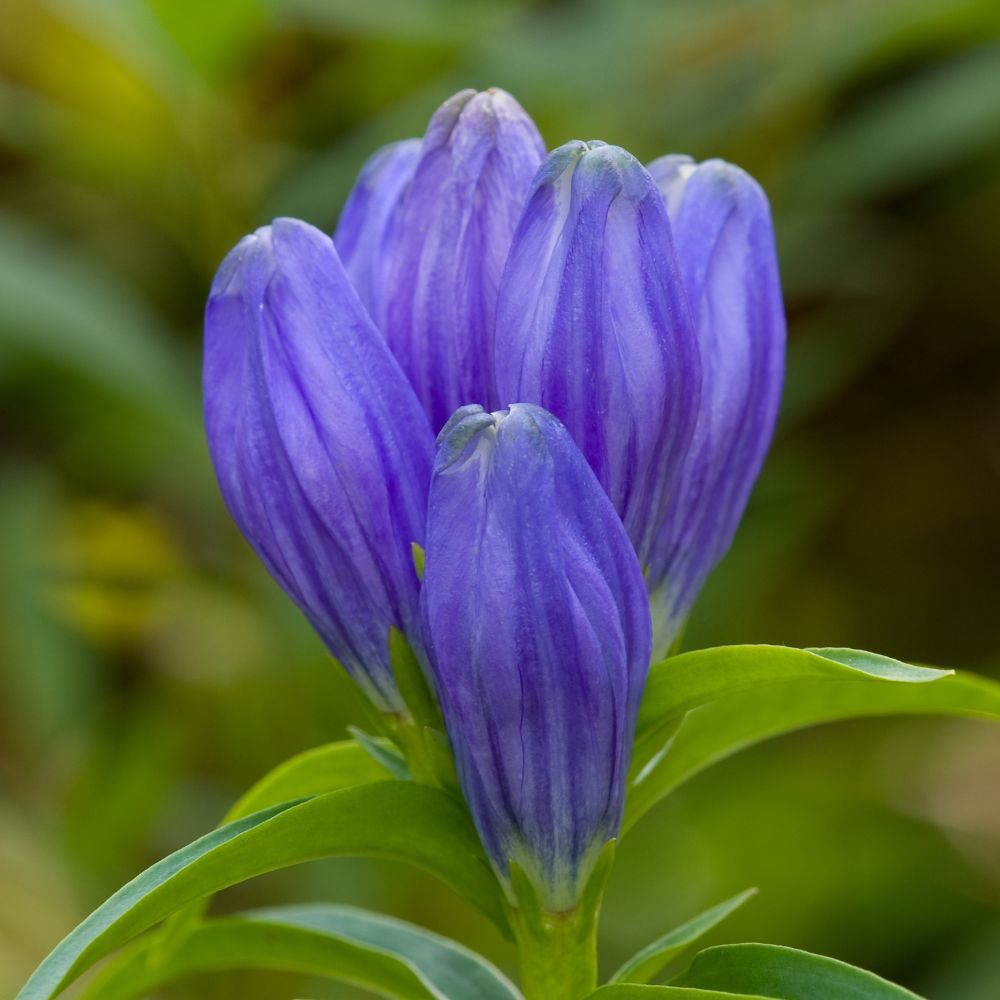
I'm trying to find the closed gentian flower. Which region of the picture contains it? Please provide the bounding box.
[493,141,701,571]
[645,156,785,654]
[377,88,546,432]
[334,137,421,329]
[204,218,434,711]
[421,403,651,910]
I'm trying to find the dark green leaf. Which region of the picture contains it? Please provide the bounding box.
[79,904,521,1000]
[611,890,758,984]
[589,985,769,998]
[672,943,924,998]
[15,783,506,1000]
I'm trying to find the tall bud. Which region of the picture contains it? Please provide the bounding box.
[646,156,785,654]
[383,88,546,431]
[494,141,701,570]
[421,403,651,910]
[204,218,434,710]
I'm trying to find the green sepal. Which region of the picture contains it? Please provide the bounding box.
[411,541,426,580]
[389,626,444,731]
[422,725,460,792]
[348,726,411,780]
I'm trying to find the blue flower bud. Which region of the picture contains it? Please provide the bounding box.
[421,403,651,909]
[203,218,434,711]
[381,88,546,432]
[494,141,701,571]
[334,138,421,330]
[645,156,785,654]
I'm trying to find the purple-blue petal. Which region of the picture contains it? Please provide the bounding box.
[421,403,651,908]
[334,138,421,329]
[646,156,785,654]
[382,89,546,432]
[494,141,701,570]
[204,218,435,710]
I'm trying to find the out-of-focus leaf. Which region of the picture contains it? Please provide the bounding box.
[79,904,521,1000]
[672,943,924,998]
[610,890,758,985]
[268,0,518,44]
[0,214,199,439]
[147,0,265,82]
[15,784,506,1000]
[792,43,1000,202]
[627,661,1000,830]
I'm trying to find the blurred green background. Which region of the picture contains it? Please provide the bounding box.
[2,0,999,997]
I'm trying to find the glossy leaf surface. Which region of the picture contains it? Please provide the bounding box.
[610,889,758,984]
[15,784,505,1000]
[672,943,924,998]
[627,648,1000,831]
[589,986,768,998]
[79,904,521,1000]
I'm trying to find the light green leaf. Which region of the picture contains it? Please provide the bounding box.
[626,660,1000,831]
[224,739,393,823]
[610,890,758,984]
[15,783,506,1000]
[672,943,924,998]
[636,645,948,754]
[589,985,769,998]
[79,904,521,1000]
[159,738,394,946]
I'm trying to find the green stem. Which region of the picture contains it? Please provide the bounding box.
[510,903,599,1000]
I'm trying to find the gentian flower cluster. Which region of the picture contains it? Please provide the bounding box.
[204,88,784,911]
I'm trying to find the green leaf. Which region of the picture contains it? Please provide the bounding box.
[159,738,394,945]
[636,645,948,754]
[15,783,506,1000]
[626,663,1000,831]
[588,985,769,998]
[79,904,521,1000]
[610,890,758,984]
[672,943,925,998]
[224,739,393,823]
[625,645,998,831]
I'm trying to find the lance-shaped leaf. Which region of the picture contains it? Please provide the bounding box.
[204,218,434,710]
[80,905,522,1000]
[335,137,421,327]
[610,889,758,985]
[383,88,545,431]
[495,141,700,571]
[15,783,507,1000]
[421,404,651,910]
[671,943,925,998]
[645,156,785,656]
[624,646,1000,831]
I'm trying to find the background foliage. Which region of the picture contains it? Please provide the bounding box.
[1,1,998,997]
